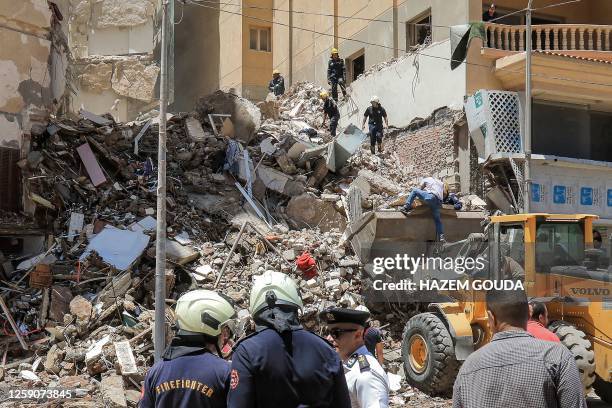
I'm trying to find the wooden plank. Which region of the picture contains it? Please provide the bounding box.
[0,296,28,350]
[76,143,107,187]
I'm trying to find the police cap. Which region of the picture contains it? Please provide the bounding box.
[319,307,370,326]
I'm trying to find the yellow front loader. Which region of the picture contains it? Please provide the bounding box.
[401,214,611,401]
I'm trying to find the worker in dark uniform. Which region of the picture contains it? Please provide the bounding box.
[268,69,285,96]
[320,307,390,408]
[139,290,237,408]
[327,48,347,101]
[227,270,351,408]
[361,96,388,154]
[320,90,340,137]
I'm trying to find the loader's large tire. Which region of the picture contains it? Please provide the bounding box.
[593,375,612,404]
[549,322,596,394]
[401,313,460,398]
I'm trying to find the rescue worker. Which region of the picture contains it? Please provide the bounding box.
[320,90,341,137]
[139,290,237,408]
[361,96,388,154]
[268,69,285,96]
[320,307,390,408]
[227,271,351,408]
[327,48,347,101]
[402,176,446,242]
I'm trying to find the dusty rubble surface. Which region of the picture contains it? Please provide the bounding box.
[0,82,472,406]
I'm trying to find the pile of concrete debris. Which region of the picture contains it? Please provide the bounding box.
[0,82,479,406]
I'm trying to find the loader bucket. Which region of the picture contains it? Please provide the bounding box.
[346,208,486,264]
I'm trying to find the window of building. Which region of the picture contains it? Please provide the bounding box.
[532,102,612,162]
[346,49,365,83]
[249,27,271,52]
[406,10,431,49]
[0,147,20,211]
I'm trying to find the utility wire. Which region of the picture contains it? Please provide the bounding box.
[193,0,530,27]
[188,0,612,88]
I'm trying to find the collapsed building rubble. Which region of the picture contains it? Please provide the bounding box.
[0,82,488,407]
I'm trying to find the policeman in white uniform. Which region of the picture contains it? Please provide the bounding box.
[320,307,389,408]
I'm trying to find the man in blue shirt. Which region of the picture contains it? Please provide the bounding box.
[227,271,351,408]
[139,290,237,408]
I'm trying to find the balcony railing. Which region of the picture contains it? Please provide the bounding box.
[484,23,612,52]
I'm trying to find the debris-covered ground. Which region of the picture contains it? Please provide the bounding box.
[0,82,487,406]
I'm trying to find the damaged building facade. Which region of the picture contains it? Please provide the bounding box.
[66,0,275,117]
[67,0,160,121]
[272,0,612,229]
[0,1,68,212]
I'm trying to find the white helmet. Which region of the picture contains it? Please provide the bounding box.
[356,305,370,313]
[175,290,237,337]
[370,96,380,104]
[249,271,303,315]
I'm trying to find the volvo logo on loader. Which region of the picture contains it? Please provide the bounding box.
[570,287,610,296]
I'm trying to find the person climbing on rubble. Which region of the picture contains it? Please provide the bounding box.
[361,96,388,155]
[401,176,446,242]
[327,48,347,101]
[320,307,390,408]
[227,271,351,408]
[268,70,285,96]
[139,290,237,408]
[320,90,341,138]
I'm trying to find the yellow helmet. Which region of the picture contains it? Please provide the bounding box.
[331,48,339,55]
[319,90,329,99]
[273,69,280,75]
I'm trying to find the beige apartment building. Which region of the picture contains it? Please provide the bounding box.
[265,0,612,225]
[271,0,612,90]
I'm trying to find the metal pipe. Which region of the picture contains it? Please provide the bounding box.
[214,221,249,289]
[524,0,533,213]
[154,0,169,363]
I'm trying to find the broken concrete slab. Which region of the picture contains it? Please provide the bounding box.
[356,169,403,196]
[79,109,113,126]
[79,62,113,93]
[185,117,210,142]
[286,193,347,233]
[196,91,261,144]
[101,374,128,408]
[111,59,160,103]
[165,239,200,265]
[113,341,138,376]
[276,153,297,174]
[80,227,150,271]
[70,295,93,324]
[326,124,368,172]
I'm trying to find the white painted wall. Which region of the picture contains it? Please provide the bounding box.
[339,41,466,129]
[0,114,22,148]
